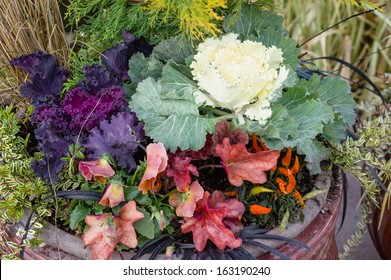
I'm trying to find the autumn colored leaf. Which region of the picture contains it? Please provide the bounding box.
[181,191,243,252]
[166,155,198,190]
[215,138,280,187]
[82,201,144,260]
[212,120,248,145]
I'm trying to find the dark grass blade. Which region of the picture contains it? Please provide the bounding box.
[337,169,348,235]
[205,244,229,260]
[181,248,196,260]
[241,238,291,260]
[44,190,103,201]
[240,225,269,236]
[302,56,386,104]
[247,234,314,253]
[132,234,170,260]
[18,210,35,260]
[227,247,257,260]
[149,238,175,260]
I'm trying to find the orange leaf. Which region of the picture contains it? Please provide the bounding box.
[215,138,280,187]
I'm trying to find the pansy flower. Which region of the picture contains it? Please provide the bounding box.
[79,158,115,182]
[99,181,125,208]
[138,143,168,194]
[168,181,204,218]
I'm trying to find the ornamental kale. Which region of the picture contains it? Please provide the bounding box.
[85,111,145,172]
[101,30,153,82]
[61,85,128,135]
[11,51,70,106]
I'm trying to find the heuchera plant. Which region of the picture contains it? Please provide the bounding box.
[12,5,357,260]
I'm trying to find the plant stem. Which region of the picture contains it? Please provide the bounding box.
[198,164,225,170]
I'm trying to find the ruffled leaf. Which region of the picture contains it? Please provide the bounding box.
[85,111,144,171]
[181,191,243,252]
[215,138,280,187]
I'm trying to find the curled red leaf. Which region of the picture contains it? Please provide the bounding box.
[215,138,280,187]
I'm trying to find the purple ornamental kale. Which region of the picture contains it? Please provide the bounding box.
[85,111,145,172]
[32,122,70,182]
[81,64,118,95]
[101,31,153,81]
[60,85,128,134]
[11,52,69,106]
[30,104,70,134]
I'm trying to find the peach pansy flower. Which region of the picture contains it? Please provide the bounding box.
[138,143,168,194]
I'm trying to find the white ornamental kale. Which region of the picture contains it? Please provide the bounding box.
[190,33,288,125]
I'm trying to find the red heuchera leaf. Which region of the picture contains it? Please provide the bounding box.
[168,181,204,217]
[212,120,248,145]
[139,143,168,194]
[181,191,243,252]
[166,155,199,191]
[82,201,144,260]
[215,138,280,187]
[209,191,245,235]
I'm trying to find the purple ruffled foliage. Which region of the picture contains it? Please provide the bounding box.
[11,51,70,106]
[60,85,128,134]
[81,64,118,95]
[32,122,70,182]
[85,111,145,172]
[30,104,70,134]
[101,31,153,81]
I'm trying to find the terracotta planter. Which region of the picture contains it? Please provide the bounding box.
[5,168,341,260]
[368,190,391,260]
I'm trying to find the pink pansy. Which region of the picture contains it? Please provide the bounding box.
[169,181,204,218]
[181,190,243,252]
[82,201,144,260]
[79,158,115,181]
[166,156,199,191]
[99,181,125,208]
[139,143,168,194]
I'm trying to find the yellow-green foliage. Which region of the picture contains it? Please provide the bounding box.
[330,112,391,205]
[145,0,227,40]
[339,0,382,10]
[0,106,49,223]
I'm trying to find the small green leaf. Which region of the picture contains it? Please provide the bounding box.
[134,208,155,239]
[124,186,140,201]
[280,209,290,232]
[135,193,152,206]
[69,205,91,230]
[302,189,329,201]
